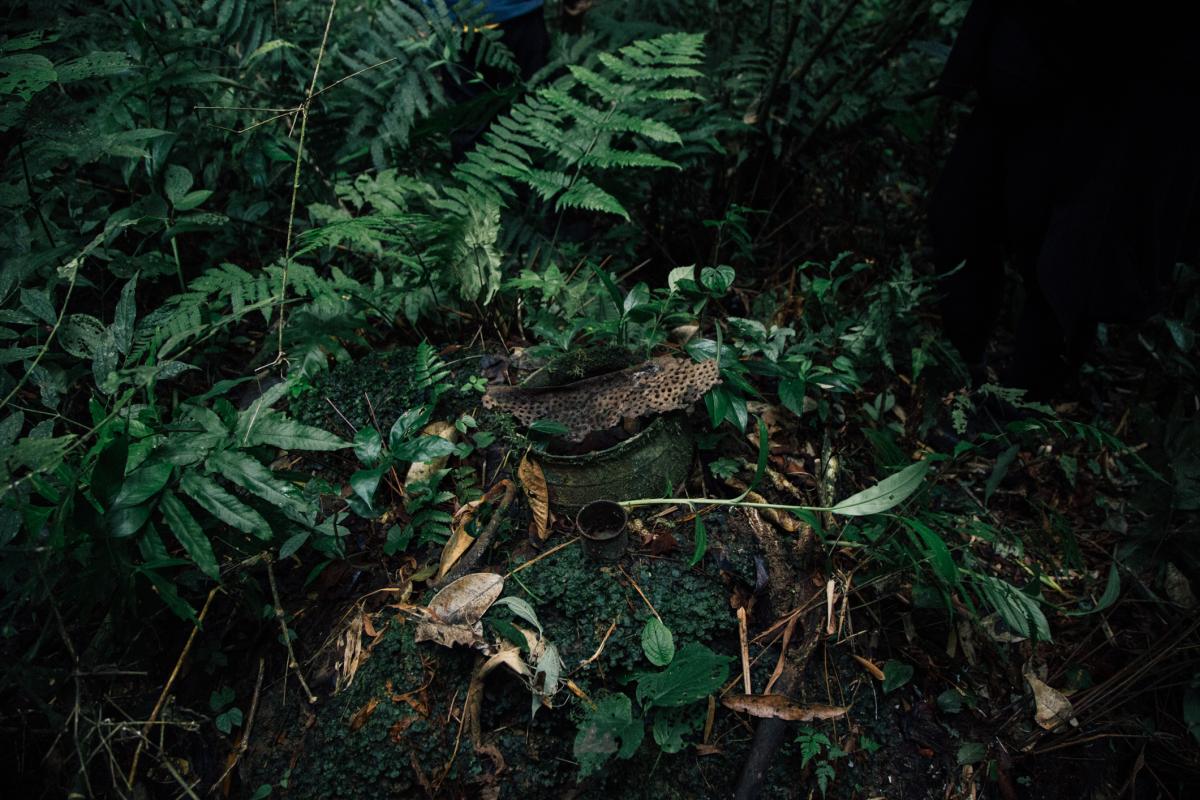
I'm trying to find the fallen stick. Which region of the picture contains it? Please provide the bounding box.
[127,586,220,788]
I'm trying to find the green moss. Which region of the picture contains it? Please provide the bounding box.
[282,624,482,800]
[505,540,732,679]
[289,348,426,435]
[522,345,640,388]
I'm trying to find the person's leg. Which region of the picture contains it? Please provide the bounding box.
[931,107,1007,379]
[444,6,549,161]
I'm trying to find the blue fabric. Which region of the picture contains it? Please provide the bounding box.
[480,0,543,22]
[431,0,544,24]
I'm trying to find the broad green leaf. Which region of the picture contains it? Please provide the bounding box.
[7,433,74,472]
[349,466,385,509]
[243,416,347,451]
[704,387,730,429]
[91,435,129,506]
[91,329,120,393]
[164,164,193,205]
[353,427,383,465]
[389,406,433,447]
[207,450,303,513]
[111,461,172,509]
[139,566,197,622]
[779,378,806,417]
[112,275,138,354]
[901,517,958,588]
[827,460,930,516]
[174,189,213,211]
[666,265,696,291]
[391,435,457,464]
[651,710,692,754]
[160,491,219,579]
[108,503,151,538]
[54,51,131,81]
[1065,561,1120,616]
[58,313,106,358]
[279,531,309,559]
[957,742,987,765]
[635,642,731,708]
[984,444,1019,505]
[245,38,297,66]
[882,660,913,693]
[688,513,707,568]
[527,419,569,437]
[0,411,23,448]
[19,288,56,325]
[0,54,56,100]
[738,416,769,498]
[700,265,735,295]
[573,694,644,778]
[180,471,271,541]
[492,596,542,634]
[641,617,675,667]
[590,263,626,312]
[974,574,1052,642]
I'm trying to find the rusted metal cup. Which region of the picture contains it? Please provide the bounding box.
[576,500,629,562]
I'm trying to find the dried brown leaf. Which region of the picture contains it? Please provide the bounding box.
[403,421,457,488]
[518,454,551,542]
[852,654,885,681]
[436,482,507,580]
[347,697,379,732]
[1025,672,1076,730]
[722,694,848,722]
[414,572,504,649]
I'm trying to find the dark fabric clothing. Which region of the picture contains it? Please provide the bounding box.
[931,1,1200,391]
[444,6,550,160]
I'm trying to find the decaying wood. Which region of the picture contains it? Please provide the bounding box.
[729,507,825,800]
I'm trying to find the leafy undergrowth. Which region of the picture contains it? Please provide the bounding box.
[3,1,1199,798]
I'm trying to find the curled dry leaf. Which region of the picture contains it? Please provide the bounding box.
[1025,672,1077,730]
[518,453,551,542]
[347,697,379,732]
[722,694,848,722]
[852,654,885,681]
[404,420,458,488]
[334,612,365,693]
[481,643,531,679]
[437,481,510,580]
[414,572,504,649]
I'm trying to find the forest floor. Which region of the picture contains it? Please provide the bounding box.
[204,268,1199,800]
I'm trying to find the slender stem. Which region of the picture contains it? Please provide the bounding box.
[620,496,826,513]
[19,140,54,245]
[275,0,338,366]
[127,587,221,788]
[265,554,318,704]
[0,245,83,412]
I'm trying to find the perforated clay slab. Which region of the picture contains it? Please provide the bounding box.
[482,356,721,442]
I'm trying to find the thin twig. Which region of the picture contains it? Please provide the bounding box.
[504,537,579,578]
[737,606,752,694]
[265,555,318,704]
[274,0,338,366]
[618,565,662,622]
[127,586,221,788]
[209,657,265,795]
[573,616,621,673]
